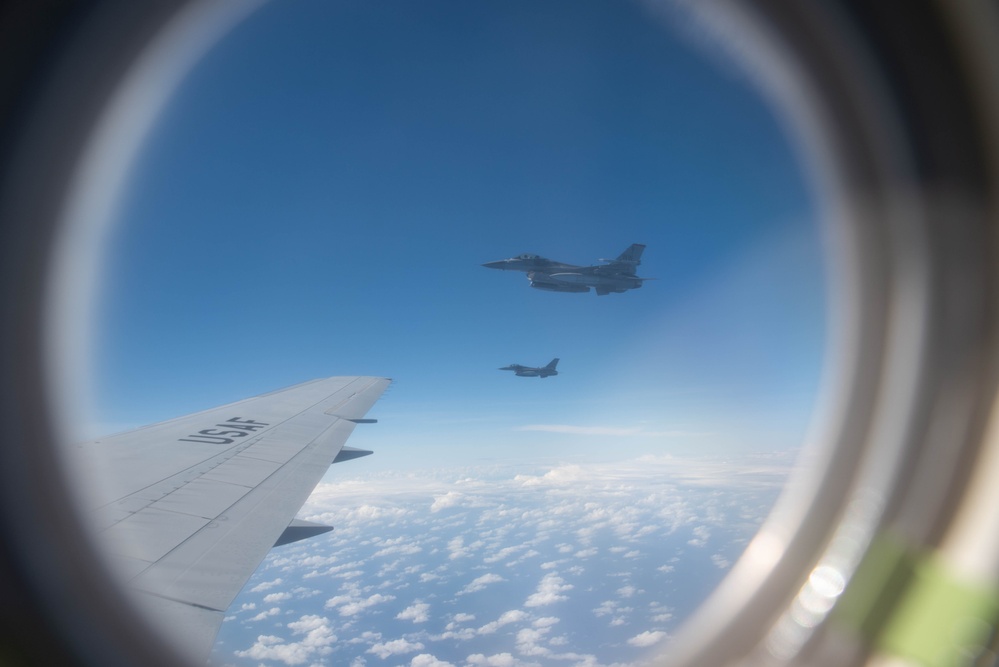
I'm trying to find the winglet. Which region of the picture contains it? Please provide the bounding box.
[273,519,334,547]
[333,446,374,463]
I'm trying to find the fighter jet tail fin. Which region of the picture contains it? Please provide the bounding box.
[546,358,560,370]
[615,243,645,264]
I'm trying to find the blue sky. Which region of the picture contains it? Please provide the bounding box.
[90,0,826,468]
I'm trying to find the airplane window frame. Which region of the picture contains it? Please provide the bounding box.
[0,2,997,667]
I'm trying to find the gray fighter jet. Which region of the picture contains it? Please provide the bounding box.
[500,358,560,378]
[482,243,649,295]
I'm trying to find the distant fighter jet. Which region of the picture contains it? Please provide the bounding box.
[482,243,648,295]
[499,358,560,378]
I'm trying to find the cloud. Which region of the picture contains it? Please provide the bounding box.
[431,491,464,512]
[373,542,423,558]
[411,654,456,667]
[250,577,284,592]
[484,545,525,564]
[222,456,787,664]
[459,573,505,595]
[466,654,520,667]
[688,525,711,547]
[368,638,425,659]
[235,615,336,665]
[477,610,528,634]
[325,593,396,617]
[593,600,614,618]
[516,465,587,486]
[525,573,573,607]
[248,607,281,622]
[397,603,431,623]
[711,553,731,569]
[447,536,474,560]
[516,627,551,657]
[627,631,668,647]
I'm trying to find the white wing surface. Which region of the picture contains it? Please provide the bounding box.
[74,376,390,660]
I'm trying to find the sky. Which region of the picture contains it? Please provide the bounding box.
[88,0,826,471]
[71,2,829,662]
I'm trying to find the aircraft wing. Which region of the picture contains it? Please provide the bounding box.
[73,376,391,661]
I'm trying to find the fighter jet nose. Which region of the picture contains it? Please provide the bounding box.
[482,261,505,269]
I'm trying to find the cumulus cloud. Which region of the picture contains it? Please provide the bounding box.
[515,627,551,657]
[431,491,463,512]
[368,638,425,659]
[484,545,525,564]
[397,603,431,623]
[235,615,336,665]
[627,630,668,647]
[448,536,472,560]
[411,654,456,667]
[466,653,520,667]
[221,456,787,664]
[525,573,573,607]
[325,593,396,617]
[477,610,528,634]
[248,607,281,622]
[250,578,284,593]
[373,542,423,557]
[459,573,505,595]
[592,600,620,618]
[516,465,587,487]
[688,525,711,547]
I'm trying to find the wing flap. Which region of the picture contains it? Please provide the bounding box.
[199,455,282,486]
[103,507,211,564]
[148,477,252,519]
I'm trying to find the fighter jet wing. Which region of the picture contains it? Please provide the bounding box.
[73,376,390,661]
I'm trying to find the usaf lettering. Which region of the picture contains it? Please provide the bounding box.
[178,417,270,445]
